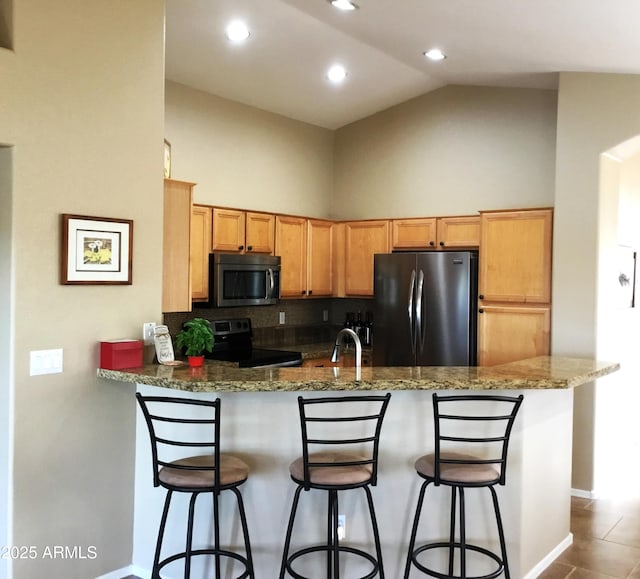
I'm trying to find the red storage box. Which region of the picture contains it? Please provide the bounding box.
[100,339,143,370]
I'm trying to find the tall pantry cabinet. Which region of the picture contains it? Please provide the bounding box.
[477,208,553,366]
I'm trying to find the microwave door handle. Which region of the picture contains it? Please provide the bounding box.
[266,268,275,298]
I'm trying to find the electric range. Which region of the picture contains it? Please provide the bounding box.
[203,318,303,368]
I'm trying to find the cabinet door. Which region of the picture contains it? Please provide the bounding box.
[479,209,553,303]
[276,215,307,297]
[308,219,333,297]
[212,208,246,252]
[392,218,437,250]
[245,212,275,254]
[162,179,194,313]
[345,220,390,296]
[437,216,480,248]
[190,205,212,302]
[477,305,551,366]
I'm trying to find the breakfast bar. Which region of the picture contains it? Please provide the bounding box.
[99,357,619,578]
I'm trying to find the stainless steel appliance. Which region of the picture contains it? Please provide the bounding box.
[208,253,280,307]
[204,317,302,368]
[373,251,478,366]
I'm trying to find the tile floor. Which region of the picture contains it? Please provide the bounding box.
[539,495,640,578]
[121,495,640,578]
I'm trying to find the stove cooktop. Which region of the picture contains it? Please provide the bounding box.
[201,317,302,368]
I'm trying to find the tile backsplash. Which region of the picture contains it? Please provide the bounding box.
[163,298,373,347]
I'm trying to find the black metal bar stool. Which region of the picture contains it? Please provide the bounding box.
[404,393,523,579]
[279,393,392,579]
[136,393,254,579]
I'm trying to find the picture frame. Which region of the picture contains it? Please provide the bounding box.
[616,245,636,308]
[163,139,172,178]
[60,214,133,285]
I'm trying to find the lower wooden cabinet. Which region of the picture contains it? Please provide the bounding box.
[477,304,550,366]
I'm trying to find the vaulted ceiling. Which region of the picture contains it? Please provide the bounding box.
[166,0,640,129]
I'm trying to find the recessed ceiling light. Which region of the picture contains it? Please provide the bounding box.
[328,0,359,11]
[424,48,446,61]
[327,64,347,83]
[225,20,250,42]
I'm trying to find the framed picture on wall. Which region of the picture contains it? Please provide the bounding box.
[617,245,636,308]
[60,214,133,285]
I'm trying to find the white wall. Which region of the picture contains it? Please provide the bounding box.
[0,1,165,576]
[164,81,335,218]
[553,72,640,492]
[0,146,13,579]
[333,85,558,220]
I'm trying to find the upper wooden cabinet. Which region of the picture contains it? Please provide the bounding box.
[436,216,481,248]
[190,205,212,303]
[212,208,275,254]
[162,179,194,313]
[391,216,480,250]
[479,208,553,303]
[344,220,390,296]
[307,219,334,297]
[392,218,436,249]
[275,216,333,298]
[276,215,307,298]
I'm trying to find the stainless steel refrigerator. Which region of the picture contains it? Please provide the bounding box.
[373,251,478,366]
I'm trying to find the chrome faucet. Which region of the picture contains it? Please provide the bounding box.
[330,327,362,369]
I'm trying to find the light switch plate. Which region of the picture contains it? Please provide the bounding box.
[30,348,63,376]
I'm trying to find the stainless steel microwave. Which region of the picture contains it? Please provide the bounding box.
[208,253,281,307]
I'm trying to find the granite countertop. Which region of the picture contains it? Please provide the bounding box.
[97,356,619,393]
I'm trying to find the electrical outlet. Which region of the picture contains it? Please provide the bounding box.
[30,348,63,376]
[143,322,157,345]
[279,311,286,325]
[323,309,329,322]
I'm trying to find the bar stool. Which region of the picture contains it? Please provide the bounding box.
[136,393,254,579]
[404,393,523,579]
[279,393,392,579]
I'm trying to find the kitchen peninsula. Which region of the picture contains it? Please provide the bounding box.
[99,357,618,578]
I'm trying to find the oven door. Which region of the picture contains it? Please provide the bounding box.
[211,254,281,307]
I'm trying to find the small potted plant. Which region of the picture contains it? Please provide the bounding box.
[175,318,214,367]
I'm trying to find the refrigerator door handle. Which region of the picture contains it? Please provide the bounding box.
[408,269,416,356]
[416,269,425,353]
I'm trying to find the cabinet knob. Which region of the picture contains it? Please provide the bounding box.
[439,241,445,247]
[247,245,253,251]
[238,245,244,250]
[301,290,306,295]
[479,294,484,300]
[429,241,435,246]
[479,308,484,314]
[308,290,313,295]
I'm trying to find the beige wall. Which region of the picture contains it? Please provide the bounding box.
[554,72,640,492]
[165,81,335,218]
[333,85,558,220]
[0,1,165,577]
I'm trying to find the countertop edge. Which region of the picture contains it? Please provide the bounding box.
[97,357,620,393]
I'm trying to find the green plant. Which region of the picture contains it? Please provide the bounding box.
[175,318,214,357]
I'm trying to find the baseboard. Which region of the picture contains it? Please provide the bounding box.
[95,564,149,579]
[571,487,598,499]
[522,533,573,579]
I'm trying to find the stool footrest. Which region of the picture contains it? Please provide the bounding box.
[157,547,252,579]
[410,541,504,579]
[285,544,380,579]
